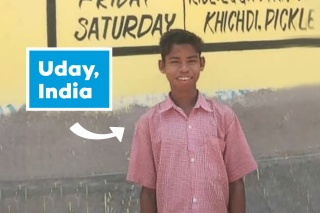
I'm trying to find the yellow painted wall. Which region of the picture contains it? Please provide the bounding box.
[0,1,46,105]
[1,0,320,107]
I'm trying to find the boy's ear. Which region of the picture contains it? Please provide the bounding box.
[158,60,165,73]
[200,56,205,71]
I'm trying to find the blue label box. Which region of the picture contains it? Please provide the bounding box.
[26,48,112,111]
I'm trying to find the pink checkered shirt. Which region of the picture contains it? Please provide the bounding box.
[127,93,257,213]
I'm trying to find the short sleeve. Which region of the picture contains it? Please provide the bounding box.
[223,112,258,183]
[126,115,157,189]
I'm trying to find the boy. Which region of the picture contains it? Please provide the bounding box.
[127,29,257,213]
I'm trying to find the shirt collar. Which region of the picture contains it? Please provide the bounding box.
[159,91,213,113]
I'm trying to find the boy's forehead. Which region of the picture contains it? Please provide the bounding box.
[166,44,199,57]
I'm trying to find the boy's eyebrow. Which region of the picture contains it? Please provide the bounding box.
[168,55,199,60]
[168,56,180,60]
[187,55,199,59]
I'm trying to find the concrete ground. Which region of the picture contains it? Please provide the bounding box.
[0,84,319,212]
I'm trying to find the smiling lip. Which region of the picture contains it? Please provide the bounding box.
[177,77,191,81]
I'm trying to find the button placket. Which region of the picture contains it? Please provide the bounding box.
[187,118,198,208]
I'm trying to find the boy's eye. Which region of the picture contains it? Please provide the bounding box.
[170,61,179,64]
[187,60,197,65]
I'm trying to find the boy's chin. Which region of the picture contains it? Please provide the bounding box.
[171,84,197,92]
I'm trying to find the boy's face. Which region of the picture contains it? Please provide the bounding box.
[158,44,205,92]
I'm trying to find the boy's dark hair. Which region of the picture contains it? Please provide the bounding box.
[159,29,204,61]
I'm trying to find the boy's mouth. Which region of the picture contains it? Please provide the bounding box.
[177,77,191,81]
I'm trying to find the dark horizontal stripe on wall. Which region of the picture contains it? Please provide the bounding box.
[112,38,320,57]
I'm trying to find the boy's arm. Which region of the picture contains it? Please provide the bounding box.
[140,186,157,213]
[221,108,257,212]
[228,178,245,213]
[127,115,158,212]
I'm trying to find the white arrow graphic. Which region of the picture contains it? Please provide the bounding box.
[70,122,125,142]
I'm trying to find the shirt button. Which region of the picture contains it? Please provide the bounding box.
[190,158,195,163]
[188,125,192,129]
[192,197,197,203]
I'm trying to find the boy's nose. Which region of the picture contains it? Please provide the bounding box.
[180,63,189,73]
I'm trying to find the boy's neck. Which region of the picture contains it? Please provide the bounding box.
[169,89,198,116]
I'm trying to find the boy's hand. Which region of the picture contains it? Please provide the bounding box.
[229,178,246,213]
[140,186,157,213]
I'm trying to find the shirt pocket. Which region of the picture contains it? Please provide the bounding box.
[152,127,187,170]
[198,132,225,156]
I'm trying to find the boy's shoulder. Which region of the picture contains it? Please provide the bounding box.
[137,99,167,121]
[204,96,237,125]
[206,97,235,116]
